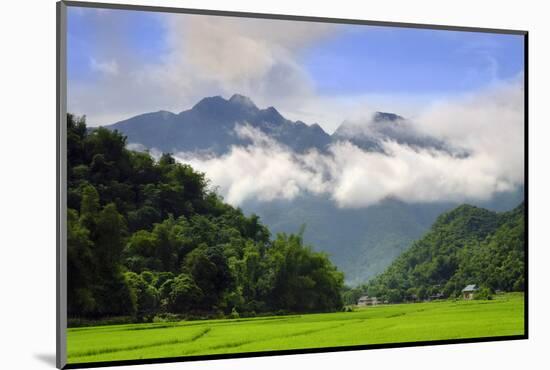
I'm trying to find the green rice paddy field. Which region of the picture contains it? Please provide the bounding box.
[67,293,524,364]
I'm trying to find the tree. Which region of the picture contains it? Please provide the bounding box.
[184,244,233,310]
[151,217,181,272]
[95,203,126,273]
[124,272,159,320]
[67,209,96,316]
[67,113,87,168]
[92,203,134,316]
[161,273,203,313]
[79,183,100,230]
[267,233,344,312]
[127,206,161,232]
[124,230,160,272]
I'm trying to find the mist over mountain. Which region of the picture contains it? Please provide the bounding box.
[333,112,462,155]
[243,189,523,284]
[105,94,524,283]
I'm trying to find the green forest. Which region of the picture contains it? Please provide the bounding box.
[343,203,525,304]
[67,113,525,326]
[67,114,344,323]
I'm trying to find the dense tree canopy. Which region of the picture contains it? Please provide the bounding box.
[345,203,525,304]
[67,114,344,321]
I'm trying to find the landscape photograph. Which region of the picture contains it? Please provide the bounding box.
[64,5,526,365]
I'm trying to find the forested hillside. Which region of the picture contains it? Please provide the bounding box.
[245,196,454,284]
[344,203,525,304]
[107,94,523,284]
[66,114,344,322]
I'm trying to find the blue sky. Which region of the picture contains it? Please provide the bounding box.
[302,26,524,95]
[67,6,524,130]
[68,8,167,81]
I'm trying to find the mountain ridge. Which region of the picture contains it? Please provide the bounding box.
[106,94,430,155]
[108,94,332,155]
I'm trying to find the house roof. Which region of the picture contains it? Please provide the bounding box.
[462,284,478,292]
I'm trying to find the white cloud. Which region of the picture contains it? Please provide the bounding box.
[89,58,119,75]
[68,11,341,127]
[414,78,524,187]
[174,80,524,208]
[147,14,345,123]
[328,140,518,208]
[176,125,330,205]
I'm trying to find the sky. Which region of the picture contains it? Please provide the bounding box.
[66,6,524,133]
[66,6,525,208]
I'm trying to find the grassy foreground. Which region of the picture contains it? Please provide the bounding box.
[67,293,524,364]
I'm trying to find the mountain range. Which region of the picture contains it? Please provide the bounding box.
[105,94,523,284]
[109,94,331,155]
[108,93,455,155]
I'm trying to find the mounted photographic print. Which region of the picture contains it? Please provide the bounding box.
[56,1,528,368]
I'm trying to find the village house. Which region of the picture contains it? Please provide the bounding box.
[462,284,479,300]
[357,295,379,306]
